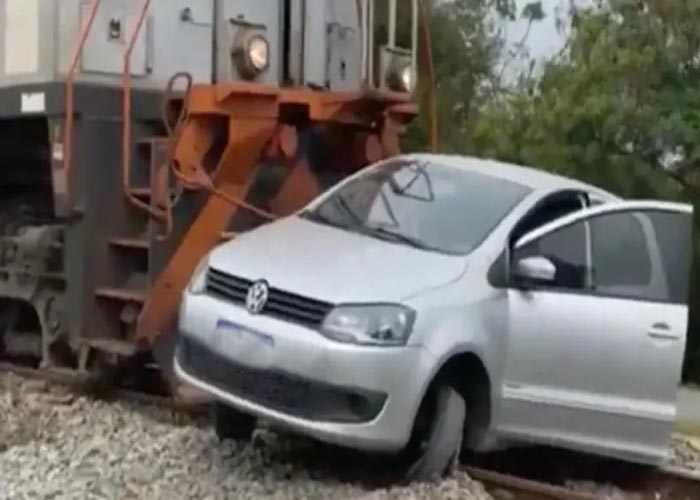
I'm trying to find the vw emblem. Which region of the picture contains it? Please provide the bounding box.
[246,280,269,314]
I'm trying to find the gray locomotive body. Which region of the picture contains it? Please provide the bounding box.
[0,0,417,380]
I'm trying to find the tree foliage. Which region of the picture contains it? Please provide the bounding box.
[472,0,700,199]
[409,0,700,379]
[403,0,519,152]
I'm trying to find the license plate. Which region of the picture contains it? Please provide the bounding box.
[213,319,275,369]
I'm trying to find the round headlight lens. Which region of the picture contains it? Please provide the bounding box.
[247,35,270,73]
[400,64,414,93]
[386,57,415,93]
[233,30,271,79]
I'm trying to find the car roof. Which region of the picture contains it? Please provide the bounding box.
[402,153,619,200]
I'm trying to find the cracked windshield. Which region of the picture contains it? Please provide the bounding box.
[304,160,532,255]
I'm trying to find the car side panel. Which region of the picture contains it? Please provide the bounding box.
[497,289,683,464]
[407,261,511,447]
[496,202,692,464]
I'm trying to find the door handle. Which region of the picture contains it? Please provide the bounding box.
[647,322,679,341]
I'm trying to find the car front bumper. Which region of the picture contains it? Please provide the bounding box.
[174,292,436,453]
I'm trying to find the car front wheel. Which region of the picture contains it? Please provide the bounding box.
[399,384,466,482]
[213,402,257,442]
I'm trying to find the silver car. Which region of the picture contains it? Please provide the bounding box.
[174,154,693,481]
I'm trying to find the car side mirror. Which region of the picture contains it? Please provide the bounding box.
[512,255,556,285]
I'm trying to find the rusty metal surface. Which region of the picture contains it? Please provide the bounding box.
[639,465,700,499]
[268,158,321,216]
[467,467,599,500]
[136,118,277,343]
[134,77,412,348]
[186,82,418,125]
[0,361,210,414]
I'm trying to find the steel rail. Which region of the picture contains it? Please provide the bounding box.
[465,466,599,500]
[4,362,700,499]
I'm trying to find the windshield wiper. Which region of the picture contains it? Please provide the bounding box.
[363,225,433,251]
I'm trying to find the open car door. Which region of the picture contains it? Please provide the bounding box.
[499,200,693,464]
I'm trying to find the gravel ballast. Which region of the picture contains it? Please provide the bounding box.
[0,373,492,500]
[5,371,700,500]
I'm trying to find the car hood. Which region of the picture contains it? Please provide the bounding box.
[208,216,467,304]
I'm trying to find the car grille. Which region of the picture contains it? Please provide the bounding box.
[178,338,387,423]
[205,267,334,328]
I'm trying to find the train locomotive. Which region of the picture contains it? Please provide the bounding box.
[0,0,425,396]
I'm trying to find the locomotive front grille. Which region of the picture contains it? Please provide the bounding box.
[205,268,334,328]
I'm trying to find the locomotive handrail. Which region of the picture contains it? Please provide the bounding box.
[64,0,102,211]
[122,0,169,232]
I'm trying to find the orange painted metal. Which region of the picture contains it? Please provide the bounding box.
[163,76,279,222]
[136,82,416,344]
[61,0,102,214]
[268,158,322,217]
[137,118,277,342]
[187,82,417,125]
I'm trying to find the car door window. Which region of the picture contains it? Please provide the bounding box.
[589,210,692,304]
[514,220,590,290]
[510,191,586,245]
[514,207,693,304]
[589,212,654,298]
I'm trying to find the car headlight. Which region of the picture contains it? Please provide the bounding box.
[233,29,270,79]
[320,304,416,346]
[188,255,210,294]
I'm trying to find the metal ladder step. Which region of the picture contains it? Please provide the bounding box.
[109,237,150,250]
[82,338,138,357]
[136,136,169,149]
[95,273,149,304]
[94,287,147,304]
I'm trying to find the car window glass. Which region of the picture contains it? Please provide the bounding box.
[306,160,532,255]
[510,193,585,245]
[590,210,691,304]
[515,220,589,290]
[650,211,693,304]
[590,212,652,295]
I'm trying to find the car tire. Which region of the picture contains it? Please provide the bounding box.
[213,402,257,442]
[400,384,466,483]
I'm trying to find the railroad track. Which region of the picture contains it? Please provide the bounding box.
[466,461,700,499]
[4,362,700,499]
[0,361,209,414]
[466,467,599,499]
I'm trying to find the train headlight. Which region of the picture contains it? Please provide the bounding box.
[233,30,270,79]
[246,35,270,74]
[399,64,414,93]
[386,56,415,93]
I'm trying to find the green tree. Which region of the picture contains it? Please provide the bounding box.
[466,0,700,379]
[404,0,537,152]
